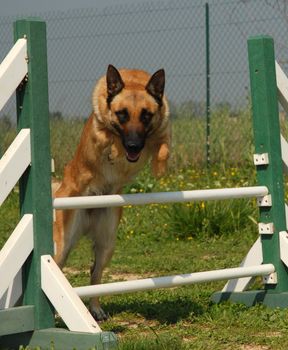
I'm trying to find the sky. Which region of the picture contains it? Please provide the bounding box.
[0,0,142,16]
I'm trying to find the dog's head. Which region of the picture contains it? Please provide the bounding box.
[93,65,169,163]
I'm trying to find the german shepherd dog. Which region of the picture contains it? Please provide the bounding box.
[53,65,170,320]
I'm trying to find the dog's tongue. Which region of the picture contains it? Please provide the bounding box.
[126,151,141,162]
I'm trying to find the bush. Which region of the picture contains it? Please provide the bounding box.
[163,198,257,240]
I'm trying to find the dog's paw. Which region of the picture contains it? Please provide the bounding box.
[90,306,109,321]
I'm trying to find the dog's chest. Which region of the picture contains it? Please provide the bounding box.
[87,152,149,195]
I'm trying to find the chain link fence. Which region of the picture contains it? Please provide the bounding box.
[1,0,288,173]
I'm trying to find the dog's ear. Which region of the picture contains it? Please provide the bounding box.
[146,69,165,106]
[106,65,124,104]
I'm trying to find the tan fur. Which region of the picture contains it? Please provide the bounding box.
[53,67,170,320]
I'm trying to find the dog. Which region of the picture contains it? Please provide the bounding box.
[53,65,170,320]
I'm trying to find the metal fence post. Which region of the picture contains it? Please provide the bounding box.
[205,2,211,167]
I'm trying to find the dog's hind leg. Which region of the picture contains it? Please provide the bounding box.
[89,207,122,321]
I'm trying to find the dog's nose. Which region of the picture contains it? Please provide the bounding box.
[126,142,142,154]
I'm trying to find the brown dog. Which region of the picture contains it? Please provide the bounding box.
[53,65,170,320]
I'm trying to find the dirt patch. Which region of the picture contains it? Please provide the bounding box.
[63,266,89,275]
[63,267,150,282]
[240,345,270,350]
[105,271,152,281]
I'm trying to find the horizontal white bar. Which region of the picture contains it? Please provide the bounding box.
[0,129,31,205]
[53,186,268,210]
[0,214,33,299]
[41,255,101,333]
[276,60,288,114]
[74,264,275,298]
[0,38,27,111]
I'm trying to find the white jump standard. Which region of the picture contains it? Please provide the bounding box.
[1,19,288,350]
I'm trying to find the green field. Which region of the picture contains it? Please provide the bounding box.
[2,110,288,349]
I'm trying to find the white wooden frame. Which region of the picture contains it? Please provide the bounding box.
[0,214,33,301]
[41,255,101,333]
[0,129,31,205]
[0,38,27,111]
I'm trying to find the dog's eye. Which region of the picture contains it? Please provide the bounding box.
[115,109,129,124]
[140,109,153,126]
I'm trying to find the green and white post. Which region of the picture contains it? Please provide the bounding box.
[249,36,288,300]
[0,19,117,349]
[213,36,288,306]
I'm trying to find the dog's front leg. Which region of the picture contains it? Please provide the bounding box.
[89,207,122,321]
[152,142,170,177]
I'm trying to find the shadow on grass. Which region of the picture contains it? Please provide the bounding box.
[104,295,204,324]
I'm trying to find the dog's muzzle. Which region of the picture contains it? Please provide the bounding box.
[125,141,144,162]
[124,132,145,162]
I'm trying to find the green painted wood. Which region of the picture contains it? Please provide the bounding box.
[0,306,34,336]
[14,19,55,329]
[248,36,288,293]
[212,291,288,308]
[0,329,118,350]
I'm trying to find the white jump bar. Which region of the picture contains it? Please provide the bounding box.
[74,264,275,298]
[53,186,268,210]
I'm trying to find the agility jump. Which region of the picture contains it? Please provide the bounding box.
[1,19,288,349]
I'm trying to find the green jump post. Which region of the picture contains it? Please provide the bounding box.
[213,36,288,306]
[249,36,288,298]
[15,19,55,329]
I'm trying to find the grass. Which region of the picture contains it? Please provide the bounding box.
[63,197,288,350]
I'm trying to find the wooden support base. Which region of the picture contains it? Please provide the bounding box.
[0,306,34,336]
[212,290,288,308]
[0,327,117,350]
